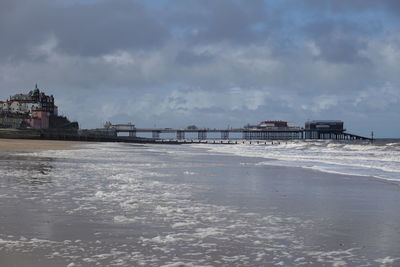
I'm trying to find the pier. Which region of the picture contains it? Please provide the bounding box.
[108,123,371,141]
[0,124,371,144]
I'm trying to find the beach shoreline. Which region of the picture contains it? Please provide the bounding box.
[0,138,91,151]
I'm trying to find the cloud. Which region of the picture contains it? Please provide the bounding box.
[0,0,399,136]
[304,20,370,64]
[0,0,168,60]
[298,0,400,15]
[163,0,268,44]
[54,0,168,56]
[355,83,400,110]
[300,95,340,112]
[160,87,269,113]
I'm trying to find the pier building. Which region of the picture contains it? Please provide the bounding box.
[304,120,346,139]
[258,121,288,128]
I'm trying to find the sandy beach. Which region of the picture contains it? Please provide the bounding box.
[0,138,90,151]
[1,142,400,266]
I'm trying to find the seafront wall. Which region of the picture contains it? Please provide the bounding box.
[0,128,165,144]
[0,129,41,139]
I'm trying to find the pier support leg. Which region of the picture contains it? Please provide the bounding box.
[221,131,229,140]
[129,131,136,137]
[152,131,160,139]
[198,131,207,140]
[177,131,185,140]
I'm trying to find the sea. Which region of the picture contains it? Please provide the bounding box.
[0,139,399,266]
[202,139,400,182]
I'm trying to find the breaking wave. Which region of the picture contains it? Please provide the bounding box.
[199,140,400,182]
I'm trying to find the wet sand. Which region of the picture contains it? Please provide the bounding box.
[1,143,400,266]
[0,138,90,151]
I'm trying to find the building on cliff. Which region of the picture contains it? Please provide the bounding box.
[0,85,77,130]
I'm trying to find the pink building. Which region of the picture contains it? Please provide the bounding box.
[26,110,49,129]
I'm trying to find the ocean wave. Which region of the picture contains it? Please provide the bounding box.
[200,140,400,182]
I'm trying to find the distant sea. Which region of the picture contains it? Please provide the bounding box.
[0,139,399,266]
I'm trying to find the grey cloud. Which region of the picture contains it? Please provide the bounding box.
[354,83,400,110]
[165,0,268,44]
[300,0,400,14]
[54,0,168,56]
[303,21,370,64]
[0,0,53,61]
[0,0,168,60]
[195,0,266,43]
[174,49,214,66]
[313,34,368,64]
[0,0,399,136]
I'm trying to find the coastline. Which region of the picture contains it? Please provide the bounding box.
[0,138,91,151]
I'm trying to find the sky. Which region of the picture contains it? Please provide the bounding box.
[0,0,399,137]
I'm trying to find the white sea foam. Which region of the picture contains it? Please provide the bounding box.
[375,256,400,265]
[198,141,400,182]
